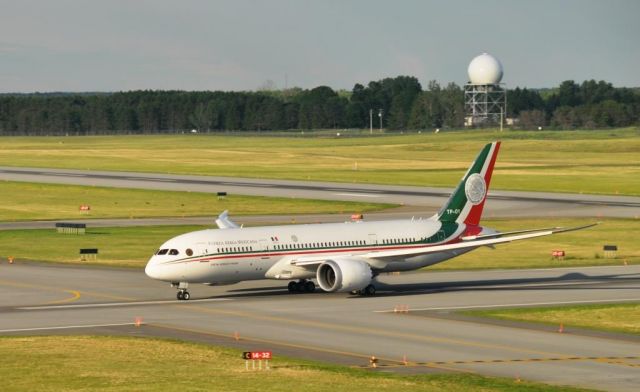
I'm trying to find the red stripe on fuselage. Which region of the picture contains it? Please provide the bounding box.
[160,235,465,266]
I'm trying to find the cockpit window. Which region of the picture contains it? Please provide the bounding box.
[157,249,169,255]
[169,249,179,256]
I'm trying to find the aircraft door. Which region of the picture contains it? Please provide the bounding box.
[368,234,378,245]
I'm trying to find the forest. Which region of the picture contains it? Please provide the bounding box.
[0,77,638,135]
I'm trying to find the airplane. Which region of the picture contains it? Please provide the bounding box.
[145,141,595,300]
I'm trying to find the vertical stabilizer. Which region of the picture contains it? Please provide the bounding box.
[437,141,500,226]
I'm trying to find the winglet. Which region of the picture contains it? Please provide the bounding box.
[437,141,500,226]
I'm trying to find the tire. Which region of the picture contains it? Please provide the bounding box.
[288,281,297,293]
[364,285,376,296]
[177,291,184,300]
[304,281,315,293]
[182,291,190,300]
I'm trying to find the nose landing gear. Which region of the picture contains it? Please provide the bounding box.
[172,282,191,301]
[177,290,190,300]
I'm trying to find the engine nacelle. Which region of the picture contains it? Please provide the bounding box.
[316,258,372,292]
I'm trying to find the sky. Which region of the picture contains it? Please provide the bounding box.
[1,0,638,92]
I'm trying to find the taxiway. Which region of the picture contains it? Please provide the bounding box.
[1,166,639,218]
[1,262,639,391]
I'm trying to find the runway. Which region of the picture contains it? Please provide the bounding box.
[2,261,639,391]
[2,166,639,218]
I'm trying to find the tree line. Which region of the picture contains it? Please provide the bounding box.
[1,77,638,135]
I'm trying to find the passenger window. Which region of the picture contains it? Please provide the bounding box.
[186,249,193,256]
[158,249,168,255]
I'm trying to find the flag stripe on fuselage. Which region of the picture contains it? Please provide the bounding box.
[158,222,462,266]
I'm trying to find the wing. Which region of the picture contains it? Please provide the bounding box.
[269,223,597,278]
[363,223,598,260]
[215,210,240,229]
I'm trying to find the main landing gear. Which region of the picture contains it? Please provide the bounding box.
[287,279,316,293]
[351,284,376,296]
[172,282,191,301]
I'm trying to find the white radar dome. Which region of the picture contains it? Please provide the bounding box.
[467,53,503,85]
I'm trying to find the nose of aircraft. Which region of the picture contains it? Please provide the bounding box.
[145,257,160,280]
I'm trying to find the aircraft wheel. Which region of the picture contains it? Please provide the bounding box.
[363,285,376,296]
[295,281,305,293]
[288,281,297,293]
[182,291,190,300]
[304,281,315,293]
[177,291,184,300]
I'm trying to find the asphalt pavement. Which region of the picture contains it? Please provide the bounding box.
[1,262,639,391]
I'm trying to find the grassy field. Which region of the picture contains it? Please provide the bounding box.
[0,336,592,392]
[1,218,636,269]
[0,181,393,221]
[0,225,209,267]
[465,303,640,335]
[1,128,639,196]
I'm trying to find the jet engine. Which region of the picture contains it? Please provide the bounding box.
[316,258,372,292]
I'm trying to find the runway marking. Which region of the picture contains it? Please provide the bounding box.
[374,297,640,312]
[48,173,86,177]
[355,356,640,369]
[176,303,567,358]
[44,290,81,305]
[75,289,135,302]
[333,193,381,198]
[522,264,640,273]
[0,279,82,305]
[0,278,134,304]
[474,280,610,289]
[150,179,176,182]
[149,322,475,374]
[18,297,232,311]
[0,322,141,333]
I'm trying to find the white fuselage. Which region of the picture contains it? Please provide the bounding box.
[144,218,475,285]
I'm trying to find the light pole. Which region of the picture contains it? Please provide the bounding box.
[369,109,373,134]
[378,109,383,130]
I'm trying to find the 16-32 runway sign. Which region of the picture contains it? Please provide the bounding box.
[243,351,272,360]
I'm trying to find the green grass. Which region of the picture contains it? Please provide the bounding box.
[465,303,640,335]
[0,225,211,267]
[1,128,639,195]
[0,218,636,269]
[0,181,393,221]
[0,336,592,392]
